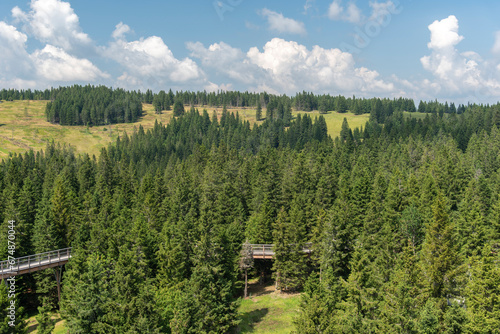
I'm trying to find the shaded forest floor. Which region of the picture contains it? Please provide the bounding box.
[235,278,301,334]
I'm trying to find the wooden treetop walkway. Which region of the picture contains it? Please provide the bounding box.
[0,248,72,279]
[0,242,313,279]
[249,243,312,259]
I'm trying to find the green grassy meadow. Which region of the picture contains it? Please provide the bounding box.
[294,110,370,135]
[0,100,174,159]
[235,279,301,334]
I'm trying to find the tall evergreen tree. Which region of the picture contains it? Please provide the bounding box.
[380,240,424,334]
[421,192,462,304]
[239,240,254,298]
[0,281,28,334]
[173,101,185,117]
[256,100,262,121]
[465,244,500,333]
[61,253,114,333]
[35,301,56,334]
[170,232,238,333]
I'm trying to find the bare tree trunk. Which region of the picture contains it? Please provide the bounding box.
[244,268,248,298]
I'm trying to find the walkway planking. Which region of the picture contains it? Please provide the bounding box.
[0,248,72,279]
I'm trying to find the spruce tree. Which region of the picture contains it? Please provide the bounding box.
[50,173,79,248]
[465,244,500,333]
[272,204,308,292]
[239,240,254,298]
[321,198,355,280]
[170,232,238,333]
[443,302,467,334]
[272,207,291,291]
[457,176,491,257]
[256,101,262,121]
[173,101,185,117]
[417,299,441,334]
[60,253,113,333]
[35,302,56,334]
[421,192,462,303]
[0,281,27,333]
[380,239,424,333]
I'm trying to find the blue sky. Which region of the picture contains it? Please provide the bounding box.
[1,0,500,104]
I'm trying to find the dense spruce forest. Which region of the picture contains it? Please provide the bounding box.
[1,86,500,333]
[44,86,144,126]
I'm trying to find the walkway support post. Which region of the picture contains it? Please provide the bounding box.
[54,266,62,303]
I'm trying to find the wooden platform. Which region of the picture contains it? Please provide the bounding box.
[249,243,312,260]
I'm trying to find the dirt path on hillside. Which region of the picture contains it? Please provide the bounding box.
[246,279,301,299]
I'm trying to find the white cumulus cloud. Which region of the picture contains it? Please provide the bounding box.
[260,8,307,35]
[187,41,261,84]
[189,38,396,96]
[345,2,363,24]
[426,15,464,50]
[104,27,204,89]
[420,15,500,100]
[31,45,108,81]
[328,0,363,24]
[112,22,131,40]
[328,0,343,20]
[368,1,400,23]
[247,38,394,94]
[0,21,34,84]
[492,31,500,55]
[0,19,106,87]
[13,0,92,53]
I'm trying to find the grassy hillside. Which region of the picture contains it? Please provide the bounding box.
[0,100,376,160]
[403,110,430,120]
[0,100,170,159]
[235,279,301,334]
[294,110,369,135]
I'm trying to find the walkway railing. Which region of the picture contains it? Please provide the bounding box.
[0,248,72,279]
[249,243,312,259]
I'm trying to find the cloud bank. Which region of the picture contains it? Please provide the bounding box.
[189,38,395,96]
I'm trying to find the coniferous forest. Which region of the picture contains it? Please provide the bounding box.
[1,87,500,333]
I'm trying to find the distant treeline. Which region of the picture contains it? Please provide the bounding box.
[1,86,498,126]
